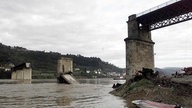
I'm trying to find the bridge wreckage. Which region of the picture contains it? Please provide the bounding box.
[57,57,78,84]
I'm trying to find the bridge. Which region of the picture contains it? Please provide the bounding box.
[125,0,192,77]
[137,0,192,30]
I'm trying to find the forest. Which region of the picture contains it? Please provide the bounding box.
[0,43,123,79]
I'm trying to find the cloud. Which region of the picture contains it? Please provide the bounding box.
[0,0,192,68]
[153,20,192,68]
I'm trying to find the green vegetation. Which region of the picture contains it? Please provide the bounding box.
[110,79,153,97]
[0,43,123,79]
[126,79,153,91]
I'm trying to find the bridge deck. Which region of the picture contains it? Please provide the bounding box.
[136,0,192,30]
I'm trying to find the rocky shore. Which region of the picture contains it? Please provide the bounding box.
[110,75,192,108]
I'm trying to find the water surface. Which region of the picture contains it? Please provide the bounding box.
[0,79,127,108]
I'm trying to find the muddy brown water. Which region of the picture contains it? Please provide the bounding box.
[0,79,127,108]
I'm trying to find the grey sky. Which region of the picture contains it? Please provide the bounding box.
[0,0,191,68]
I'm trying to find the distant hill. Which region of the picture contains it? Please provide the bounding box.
[155,67,183,76]
[0,43,123,78]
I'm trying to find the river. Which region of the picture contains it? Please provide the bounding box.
[0,79,127,108]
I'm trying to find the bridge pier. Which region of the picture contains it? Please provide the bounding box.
[125,14,155,78]
[11,63,32,80]
[57,57,77,84]
[57,57,73,74]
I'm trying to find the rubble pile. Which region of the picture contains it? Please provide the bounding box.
[110,68,192,108]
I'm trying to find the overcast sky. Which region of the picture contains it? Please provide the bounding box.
[0,0,192,68]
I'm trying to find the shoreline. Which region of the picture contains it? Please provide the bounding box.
[110,75,192,108]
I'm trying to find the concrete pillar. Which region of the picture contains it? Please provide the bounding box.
[11,63,32,80]
[11,72,16,80]
[23,68,32,80]
[16,70,23,80]
[12,69,32,80]
[57,57,73,74]
[124,14,155,78]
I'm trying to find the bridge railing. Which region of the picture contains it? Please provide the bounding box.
[136,0,181,17]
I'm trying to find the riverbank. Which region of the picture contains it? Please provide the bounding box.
[110,75,192,108]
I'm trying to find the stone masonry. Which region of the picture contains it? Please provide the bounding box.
[125,14,155,77]
[57,57,73,74]
[11,63,32,80]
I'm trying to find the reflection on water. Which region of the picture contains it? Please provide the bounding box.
[56,96,71,106]
[0,79,127,108]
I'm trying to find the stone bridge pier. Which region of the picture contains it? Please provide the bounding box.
[125,14,155,78]
[57,57,78,84]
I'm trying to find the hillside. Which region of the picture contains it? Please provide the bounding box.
[155,67,183,76]
[0,43,123,79]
